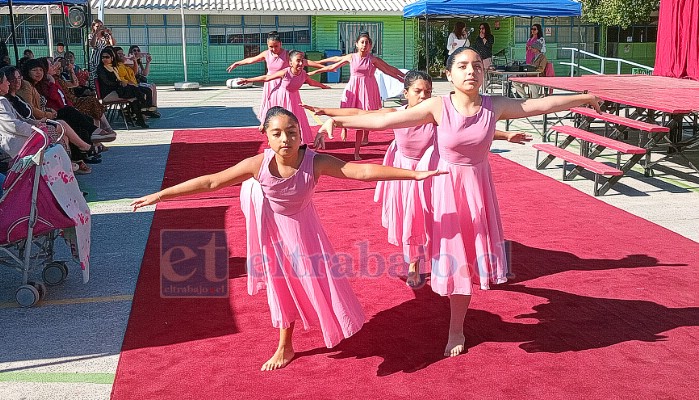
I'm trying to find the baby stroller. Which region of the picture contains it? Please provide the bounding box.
[0,126,88,307]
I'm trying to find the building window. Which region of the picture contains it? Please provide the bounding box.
[514,17,601,57]
[207,15,311,48]
[338,22,383,55]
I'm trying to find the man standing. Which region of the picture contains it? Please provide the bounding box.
[55,42,66,58]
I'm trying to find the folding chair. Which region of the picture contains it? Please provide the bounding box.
[94,79,135,130]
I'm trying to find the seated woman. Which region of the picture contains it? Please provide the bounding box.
[60,53,93,98]
[128,45,159,115]
[51,57,117,135]
[114,47,158,118]
[96,47,148,128]
[19,58,115,146]
[2,65,98,174]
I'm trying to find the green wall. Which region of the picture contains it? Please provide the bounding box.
[313,15,416,81]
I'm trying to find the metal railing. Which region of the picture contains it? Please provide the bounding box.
[560,47,653,76]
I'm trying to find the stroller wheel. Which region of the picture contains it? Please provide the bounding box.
[16,285,40,307]
[28,281,47,300]
[43,262,68,286]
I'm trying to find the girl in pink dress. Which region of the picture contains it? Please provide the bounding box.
[240,51,331,145]
[131,106,445,371]
[303,71,434,288]
[317,47,601,358]
[311,32,406,160]
[226,31,325,129]
[304,72,530,289]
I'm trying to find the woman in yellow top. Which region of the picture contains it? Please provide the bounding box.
[114,47,159,118]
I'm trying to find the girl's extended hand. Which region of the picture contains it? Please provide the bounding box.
[237,78,250,85]
[130,193,161,211]
[317,118,336,139]
[226,63,238,73]
[300,104,325,115]
[414,170,449,181]
[313,132,327,149]
[585,95,603,113]
[507,132,533,144]
[320,84,331,89]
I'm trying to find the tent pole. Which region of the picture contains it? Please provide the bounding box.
[425,16,429,73]
[180,0,188,82]
[8,0,19,64]
[61,1,68,52]
[47,6,54,57]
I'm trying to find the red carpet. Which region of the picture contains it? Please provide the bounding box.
[112,127,699,399]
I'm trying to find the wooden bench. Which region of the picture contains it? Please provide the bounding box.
[534,107,669,195]
[570,107,670,134]
[532,143,624,196]
[534,144,622,196]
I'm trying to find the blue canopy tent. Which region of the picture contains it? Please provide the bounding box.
[1,0,88,63]
[403,0,582,71]
[404,0,582,18]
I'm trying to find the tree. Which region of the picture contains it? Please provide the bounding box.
[581,0,660,28]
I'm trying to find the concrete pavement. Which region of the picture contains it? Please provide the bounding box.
[0,82,697,399]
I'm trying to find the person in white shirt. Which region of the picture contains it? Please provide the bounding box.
[446,21,471,66]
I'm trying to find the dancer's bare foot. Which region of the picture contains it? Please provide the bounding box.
[258,124,264,133]
[406,260,421,288]
[340,128,348,141]
[261,345,295,371]
[444,332,465,357]
[354,154,362,161]
[361,131,369,145]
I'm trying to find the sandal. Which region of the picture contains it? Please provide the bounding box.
[74,161,92,175]
[84,144,101,158]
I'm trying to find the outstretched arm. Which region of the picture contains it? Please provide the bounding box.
[314,153,445,182]
[227,51,267,72]
[494,130,532,144]
[131,154,263,210]
[372,57,405,82]
[304,76,331,89]
[316,56,343,64]
[301,104,395,117]
[320,97,439,133]
[494,93,601,121]
[305,60,327,69]
[238,70,286,85]
[308,55,351,76]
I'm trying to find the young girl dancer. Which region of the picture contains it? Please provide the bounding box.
[316,47,601,358]
[131,106,444,371]
[227,31,325,129]
[239,51,330,145]
[305,71,530,289]
[310,32,405,160]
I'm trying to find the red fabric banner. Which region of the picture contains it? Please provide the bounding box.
[654,0,699,80]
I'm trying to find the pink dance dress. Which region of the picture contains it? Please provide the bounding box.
[374,105,435,266]
[260,67,314,144]
[259,49,289,120]
[340,53,381,112]
[240,147,365,348]
[419,95,508,296]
